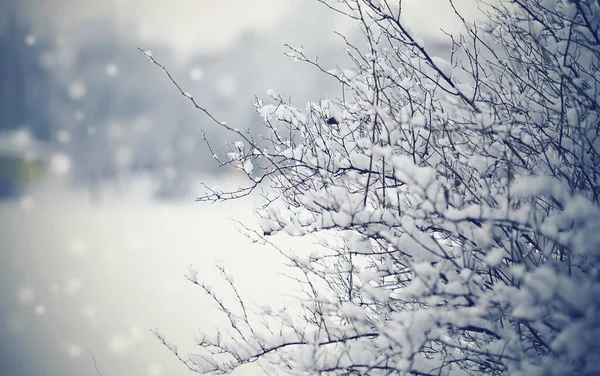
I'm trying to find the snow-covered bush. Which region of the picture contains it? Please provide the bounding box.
[146,0,600,374]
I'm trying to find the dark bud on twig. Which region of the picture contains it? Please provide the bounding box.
[326,117,339,125]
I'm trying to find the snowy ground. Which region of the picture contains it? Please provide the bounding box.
[0,178,307,376]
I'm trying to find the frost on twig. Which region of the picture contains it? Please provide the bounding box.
[142,0,600,375]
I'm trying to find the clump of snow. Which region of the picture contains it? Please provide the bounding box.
[485,248,505,267]
[187,265,198,283]
[266,89,278,99]
[243,160,253,175]
[432,56,452,78]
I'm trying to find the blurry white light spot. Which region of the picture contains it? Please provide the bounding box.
[148,363,162,376]
[106,63,119,76]
[14,129,31,147]
[25,35,37,46]
[68,81,86,101]
[81,305,96,319]
[108,123,123,138]
[24,150,38,162]
[50,152,72,175]
[20,196,34,210]
[134,117,152,133]
[189,67,204,81]
[57,129,71,143]
[109,334,132,354]
[129,326,143,340]
[7,316,25,334]
[116,146,133,167]
[39,52,54,68]
[64,277,82,295]
[35,304,46,316]
[56,35,68,46]
[69,238,88,257]
[178,136,195,153]
[161,280,180,295]
[74,111,85,121]
[164,166,177,180]
[126,235,145,251]
[87,126,96,136]
[216,76,237,97]
[67,344,82,358]
[17,286,35,305]
[104,251,116,263]
[159,148,173,162]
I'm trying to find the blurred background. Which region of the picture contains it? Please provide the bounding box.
[0,0,474,374]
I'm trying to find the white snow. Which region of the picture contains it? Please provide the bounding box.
[106,63,119,76]
[216,75,237,97]
[64,277,82,295]
[57,129,71,144]
[109,334,134,354]
[189,67,204,81]
[243,159,254,175]
[17,286,35,305]
[148,363,163,375]
[67,80,86,100]
[0,180,301,376]
[431,56,452,78]
[35,304,46,316]
[485,248,505,267]
[186,266,198,283]
[66,343,82,358]
[266,89,278,99]
[25,35,37,46]
[20,196,34,210]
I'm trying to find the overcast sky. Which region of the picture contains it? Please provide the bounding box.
[0,1,478,375]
